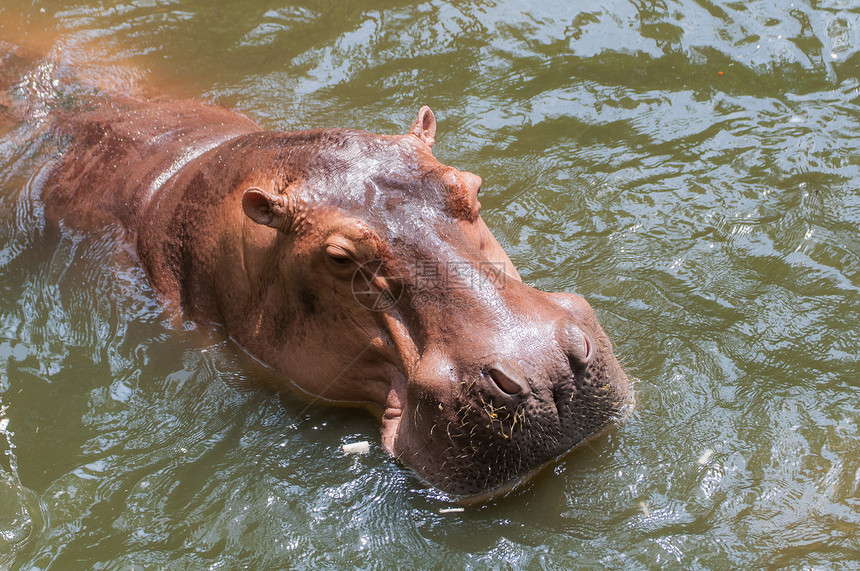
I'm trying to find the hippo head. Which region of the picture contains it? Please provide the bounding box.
[238,107,634,501]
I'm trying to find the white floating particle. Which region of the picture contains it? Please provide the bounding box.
[439,507,465,514]
[0,418,8,431]
[639,501,650,517]
[831,53,838,60]
[342,441,370,455]
[698,449,714,465]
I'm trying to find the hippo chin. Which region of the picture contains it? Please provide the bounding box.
[38,96,634,501]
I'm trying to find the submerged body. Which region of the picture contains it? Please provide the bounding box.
[38,96,633,500]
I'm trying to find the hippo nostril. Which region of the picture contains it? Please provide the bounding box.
[487,365,528,396]
[558,322,593,366]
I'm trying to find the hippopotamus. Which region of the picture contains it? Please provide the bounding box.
[33,94,634,501]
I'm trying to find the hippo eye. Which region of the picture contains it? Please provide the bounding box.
[325,244,354,267]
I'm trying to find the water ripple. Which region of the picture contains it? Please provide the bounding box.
[0,0,858,567]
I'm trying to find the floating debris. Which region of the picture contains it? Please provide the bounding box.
[698,448,714,465]
[439,507,465,514]
[342,441,370,455]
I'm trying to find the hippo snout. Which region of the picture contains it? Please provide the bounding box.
[392,292,633,501]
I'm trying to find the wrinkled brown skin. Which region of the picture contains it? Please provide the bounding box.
[39,96,634,501]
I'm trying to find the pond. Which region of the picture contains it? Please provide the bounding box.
[1,0,858,568]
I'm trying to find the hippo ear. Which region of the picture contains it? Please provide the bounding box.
[242,187,292,230]
[409,106,436,148]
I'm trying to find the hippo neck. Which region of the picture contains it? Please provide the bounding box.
[43,97,262,234]
[142,132,248,208]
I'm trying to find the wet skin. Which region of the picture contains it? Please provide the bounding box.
[39,98,634,500]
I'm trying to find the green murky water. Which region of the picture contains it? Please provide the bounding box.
[1,0,858,568]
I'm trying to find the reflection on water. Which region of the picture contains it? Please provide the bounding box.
[1,0,858,567]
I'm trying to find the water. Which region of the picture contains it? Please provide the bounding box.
[0,0,858,568]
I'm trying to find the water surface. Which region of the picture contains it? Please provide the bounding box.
[0,0,858,568]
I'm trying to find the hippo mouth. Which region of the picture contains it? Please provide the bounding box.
[380,405,403,455]
[379,377,407,457]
